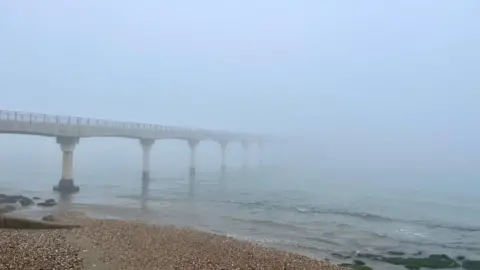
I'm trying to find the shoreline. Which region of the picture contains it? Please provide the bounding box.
[1,209,346,269]
[2,194,479,269]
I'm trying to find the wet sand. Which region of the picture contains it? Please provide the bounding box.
[0,210,347,270]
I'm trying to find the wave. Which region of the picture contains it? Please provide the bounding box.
[227,200,480,233]
[229,217,304,232]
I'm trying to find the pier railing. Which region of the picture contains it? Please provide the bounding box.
[0,110,194,132]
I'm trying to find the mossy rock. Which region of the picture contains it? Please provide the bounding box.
[387,251,406,256]
[455,256,465,261]
[339,263,373,270]
[463,260,480,270]
[357,253,384,261]
[353,260,366,266]
[382,254,459,269]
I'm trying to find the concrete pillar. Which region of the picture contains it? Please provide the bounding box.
[140,139,155,180]
[188,140,199,177]
[188,140,199,197]
[241,140,249,169]
[220,141,228,176]
[258,140,264,166]
[53,137,79,193]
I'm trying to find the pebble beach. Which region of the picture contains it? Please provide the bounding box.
[0,211,347,270]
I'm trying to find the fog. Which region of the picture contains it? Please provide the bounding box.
[1,1,479,179]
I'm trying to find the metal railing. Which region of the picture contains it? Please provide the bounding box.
[0,110,194,133]
[0,110,263,140]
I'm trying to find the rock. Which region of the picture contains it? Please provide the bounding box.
[332,253,352,259]
[456,255,466,261]
[463,260,480,270]
[357,252,460,269]
[45,198,55,203]
[382,254,459,269]
[42,215,55,222]
[387,251,405,256]
[0,197,18,204]
[353,260,365,265]
[37,201,57,207]
[0,205,16,214]
[357,253,383,261]
[0,215,80,229]
[339,263,373,270]
[33,197,41,200]
[18,196,34,207]
[0,194,6,198]
[0,195,34,206]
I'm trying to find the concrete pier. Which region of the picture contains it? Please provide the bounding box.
[258,140,264,167]
[188,140,198,177]
[0,110,269,194]
[53,137,79,193]
[241,140,249,169]
[140,139,155,180]
[220,141,228,176]
[188,140,198,197]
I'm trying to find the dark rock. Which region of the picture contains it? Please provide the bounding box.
[37,201,57,207]
[45,198,55,203]
[387,251,405,256]
[0,205,16,214]
[463,260,480,270]
[7,195,23,200]
[357,253,383,261]
[353,260,366,265]
[33,197,41,200]
[0,195,34,206]
[357,252,460,269]
[456,255,466,261]
[332,253,352,259]
[18,196,34,207]
[0,197,18,204]
[339,263,373,270]
[0,194,6,198]
[413,251,423,256]
[382,254,459,269]
[42,215,55,222]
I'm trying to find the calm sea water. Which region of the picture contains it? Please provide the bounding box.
[1,161,479,269]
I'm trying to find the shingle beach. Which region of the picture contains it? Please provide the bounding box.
[0,211,348,270]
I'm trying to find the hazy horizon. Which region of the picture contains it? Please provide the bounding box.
[1,1,479,174]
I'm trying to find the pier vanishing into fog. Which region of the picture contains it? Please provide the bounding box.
[0,110,268,194]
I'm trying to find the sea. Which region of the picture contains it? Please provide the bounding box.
[1,151,479,269]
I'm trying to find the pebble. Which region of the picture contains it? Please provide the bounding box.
[0,229,82,269]
[0,211,348,269]
[63,211,348,270]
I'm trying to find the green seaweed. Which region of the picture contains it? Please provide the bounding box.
[339,263,374,270]
[463,260,480,270]
[382,254,459,269]
[356,253,460,269]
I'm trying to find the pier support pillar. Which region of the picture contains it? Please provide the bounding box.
[188,140,199,177]
[241,140,249,170]
[258,140,264,167]
[53,137,79,193]
[140,139,155,181]
[220,141,228,176]
[188,140,199,197]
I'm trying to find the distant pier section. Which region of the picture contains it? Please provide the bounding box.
[0,110,268,193]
